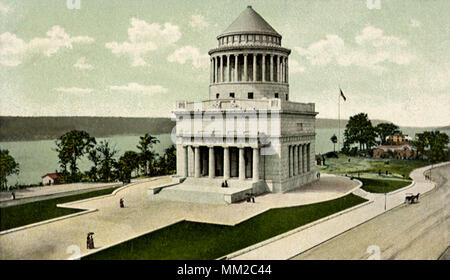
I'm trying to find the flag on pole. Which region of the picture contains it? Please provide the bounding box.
[340,88,347,101]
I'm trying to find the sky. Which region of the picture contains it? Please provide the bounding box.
[0,0,449,127]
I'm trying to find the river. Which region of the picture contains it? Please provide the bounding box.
[1,128,448,185]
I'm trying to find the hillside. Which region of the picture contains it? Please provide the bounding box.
[0,116,446,142]
[0,117,175,142]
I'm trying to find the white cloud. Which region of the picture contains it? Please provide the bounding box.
[109,82,168,95]
[0,1,10,16]
[189,15,209,30]
[0,32,26,66]
[167,46,209,69]
[0,26,94,66]
[55,87,94,94]
[410,19,421,28]
[295,35,345,66]
[74,57,93,70]
[105,18,181,67]
[295,26,414,73]
[289,59,305,74]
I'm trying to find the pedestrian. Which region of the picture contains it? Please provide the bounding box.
[224,180,228,188]
[120,198,124,208]
[87,233,95,249]
[221,181,225,188]
[251,195,255,203]
[11,192,15,200]
[86,233,91,249]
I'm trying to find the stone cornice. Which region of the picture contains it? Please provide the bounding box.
[209,45,291,56]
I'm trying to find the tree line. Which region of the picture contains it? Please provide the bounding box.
[340,113,449,162]
[55,130,176,184]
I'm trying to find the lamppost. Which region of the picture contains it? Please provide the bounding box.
[384,192,387,211]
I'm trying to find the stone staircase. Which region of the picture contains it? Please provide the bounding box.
[151,177,269,204]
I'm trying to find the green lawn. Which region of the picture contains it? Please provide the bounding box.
[83,194,367,260]
[360,178,411,193]
[0,187,120,231]
[320,154,429,179]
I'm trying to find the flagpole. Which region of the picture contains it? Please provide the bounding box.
[338,86,341,152]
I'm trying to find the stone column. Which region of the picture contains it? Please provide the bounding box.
[183,146,188,177]
[307,143,311,172]
[223,147,230,179]
[239,147,245,180]
[208,146,215,178]
[277,55,281,82]
[227,55,231,82]
[293,145,298,176]
[194,146,200,178]
[235,54,239,82]
[302,145,306,174]
[285,57,289,83]
[188,146,194,176]
[210,58,213,84]
[297,144,301,174]
[252,147,259,182]
[214,57,218,84]
[219,55,223,83]
[288,145,292,177]
[244,54,248,82]
[253,54,257,82]
[270,55,274,82]
[262,54,266,82]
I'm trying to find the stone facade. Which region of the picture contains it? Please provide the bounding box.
[173,6,318,194]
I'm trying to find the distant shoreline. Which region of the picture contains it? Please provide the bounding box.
[0,116,448,142]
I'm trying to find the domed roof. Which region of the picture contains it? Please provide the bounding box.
[219,6,281,37]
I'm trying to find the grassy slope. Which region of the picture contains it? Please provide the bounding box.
[360,178,411,193]
[320,155,429,178]
[0,187,119,231]
[83,194,366,260]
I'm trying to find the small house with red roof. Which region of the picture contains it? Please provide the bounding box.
[41,173,59,185]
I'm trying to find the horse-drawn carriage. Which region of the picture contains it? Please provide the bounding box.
[405,193,420,204]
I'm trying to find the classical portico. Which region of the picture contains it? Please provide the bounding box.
[170,6,318,204]
[181,145,260,182]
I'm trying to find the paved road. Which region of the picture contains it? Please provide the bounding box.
[292,164,449,260]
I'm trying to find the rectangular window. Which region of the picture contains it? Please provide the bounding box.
[274,93,279,98]
[229,92,235,98]
[286,94,289,101]
[248,92,254,99]
[216,93,220,99]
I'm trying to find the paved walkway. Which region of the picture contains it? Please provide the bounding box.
[229,162,448,260]
[0,174,357,259]
[0,182,120,203]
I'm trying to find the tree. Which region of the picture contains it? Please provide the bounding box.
[115,151,140,183]
[0,149,20,190]
[375,123,400,144]
[96,141,118,182]
[155,145,177,175]
[137,133,160,176]
[55,130,96,182]
[414,130,449,162]
[163,145,177,174]
[330,134,338,152]
[87,149,100,182]
[344,113,376,153]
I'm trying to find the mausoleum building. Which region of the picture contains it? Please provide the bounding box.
[169,6,318,203]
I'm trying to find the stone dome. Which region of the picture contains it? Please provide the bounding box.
[218,6,281,38]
